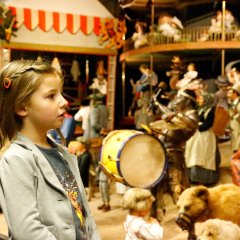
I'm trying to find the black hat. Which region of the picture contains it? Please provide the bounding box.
[216,75,229,87]
[88,93,105,101]
[76,137,91,147]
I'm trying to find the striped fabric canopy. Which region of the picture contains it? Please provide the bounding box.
[8,6,113,36]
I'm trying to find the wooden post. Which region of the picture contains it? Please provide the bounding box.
[121,61,126,117]
[221,0,226,76]
[150,0,155,97]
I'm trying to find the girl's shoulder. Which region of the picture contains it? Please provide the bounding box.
[0,141,39,175]
[1,141,31,158]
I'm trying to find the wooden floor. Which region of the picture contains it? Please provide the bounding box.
[0,140,234,239]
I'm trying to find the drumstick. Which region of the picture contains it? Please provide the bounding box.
[147,81,168,112]
[155,81,167,98]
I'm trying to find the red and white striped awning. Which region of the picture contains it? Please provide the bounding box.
[8,6,108,36]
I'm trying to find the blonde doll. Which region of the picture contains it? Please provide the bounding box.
[122,188,163,240]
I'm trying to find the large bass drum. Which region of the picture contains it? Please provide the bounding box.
[100,130,167,188]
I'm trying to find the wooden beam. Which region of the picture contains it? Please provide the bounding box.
[120,41,240,62]
[1,42,117,56]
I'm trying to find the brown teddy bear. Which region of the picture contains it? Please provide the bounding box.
[176,184,240,226]
[175,184,240,239]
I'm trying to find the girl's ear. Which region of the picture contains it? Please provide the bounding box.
[15,106,28,117]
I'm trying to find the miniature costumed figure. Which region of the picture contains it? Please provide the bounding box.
[88,86,108,198]
[148,88,199,221]
[166,56,185,92]
[214,76,230,109]
[68,137,101,202]
[75,137,92,191]
[88,64,109,209]
[225,9,235,31]
[225,60,240,86]
[156,90,198,201]
[209,10,235,34]
[185,92,221,185]
[209,11,223,34]
[176,63,198,90]
[88,60,108,138]
[97,166,111,212]
[88,95,108,138]
[89,59,107,99]
[200,10,236,41]
[122,188,163,240]
[132,21,148,49]
[89,74,107,98]
[227,67,240,86]
[213,76,230,138]
[228,83,240,153]
[136,64,158,94]
[0,60,100,240]
[157,15,183,42]
[134,64,157,130]
[74,99,91,138]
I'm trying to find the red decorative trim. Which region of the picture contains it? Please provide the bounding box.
[7,6,117,36]
[94,17,101,36]
[80,15,87,35]
[66,13,73,34]
[24,8,32,30]
[52,12,60,32]
[38,10,46,31]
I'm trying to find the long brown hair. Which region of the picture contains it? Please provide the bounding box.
[0,60,61,149]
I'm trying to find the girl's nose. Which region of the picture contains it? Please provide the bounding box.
[60,95,68,108]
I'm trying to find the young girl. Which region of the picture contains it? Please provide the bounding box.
[122,188,163,240]
[0,60,100,240]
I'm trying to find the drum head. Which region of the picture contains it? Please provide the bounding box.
[118,134,167,188]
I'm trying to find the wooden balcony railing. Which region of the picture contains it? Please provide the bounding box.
[123,26,240,52]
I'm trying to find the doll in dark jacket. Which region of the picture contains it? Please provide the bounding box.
[76,137,92,189]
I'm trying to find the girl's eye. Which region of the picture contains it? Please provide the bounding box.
[48,94,55,99]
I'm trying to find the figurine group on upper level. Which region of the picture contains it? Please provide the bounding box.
[209,9,236,35]
[129,9,239,49]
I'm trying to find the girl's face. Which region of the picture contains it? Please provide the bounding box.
[21,73,68,133]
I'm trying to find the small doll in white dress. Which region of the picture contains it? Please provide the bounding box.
[132,21,148,49]
[122,188,163,240]
[176,62,198,90]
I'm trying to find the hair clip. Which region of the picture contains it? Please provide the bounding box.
[3,77,12,89]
